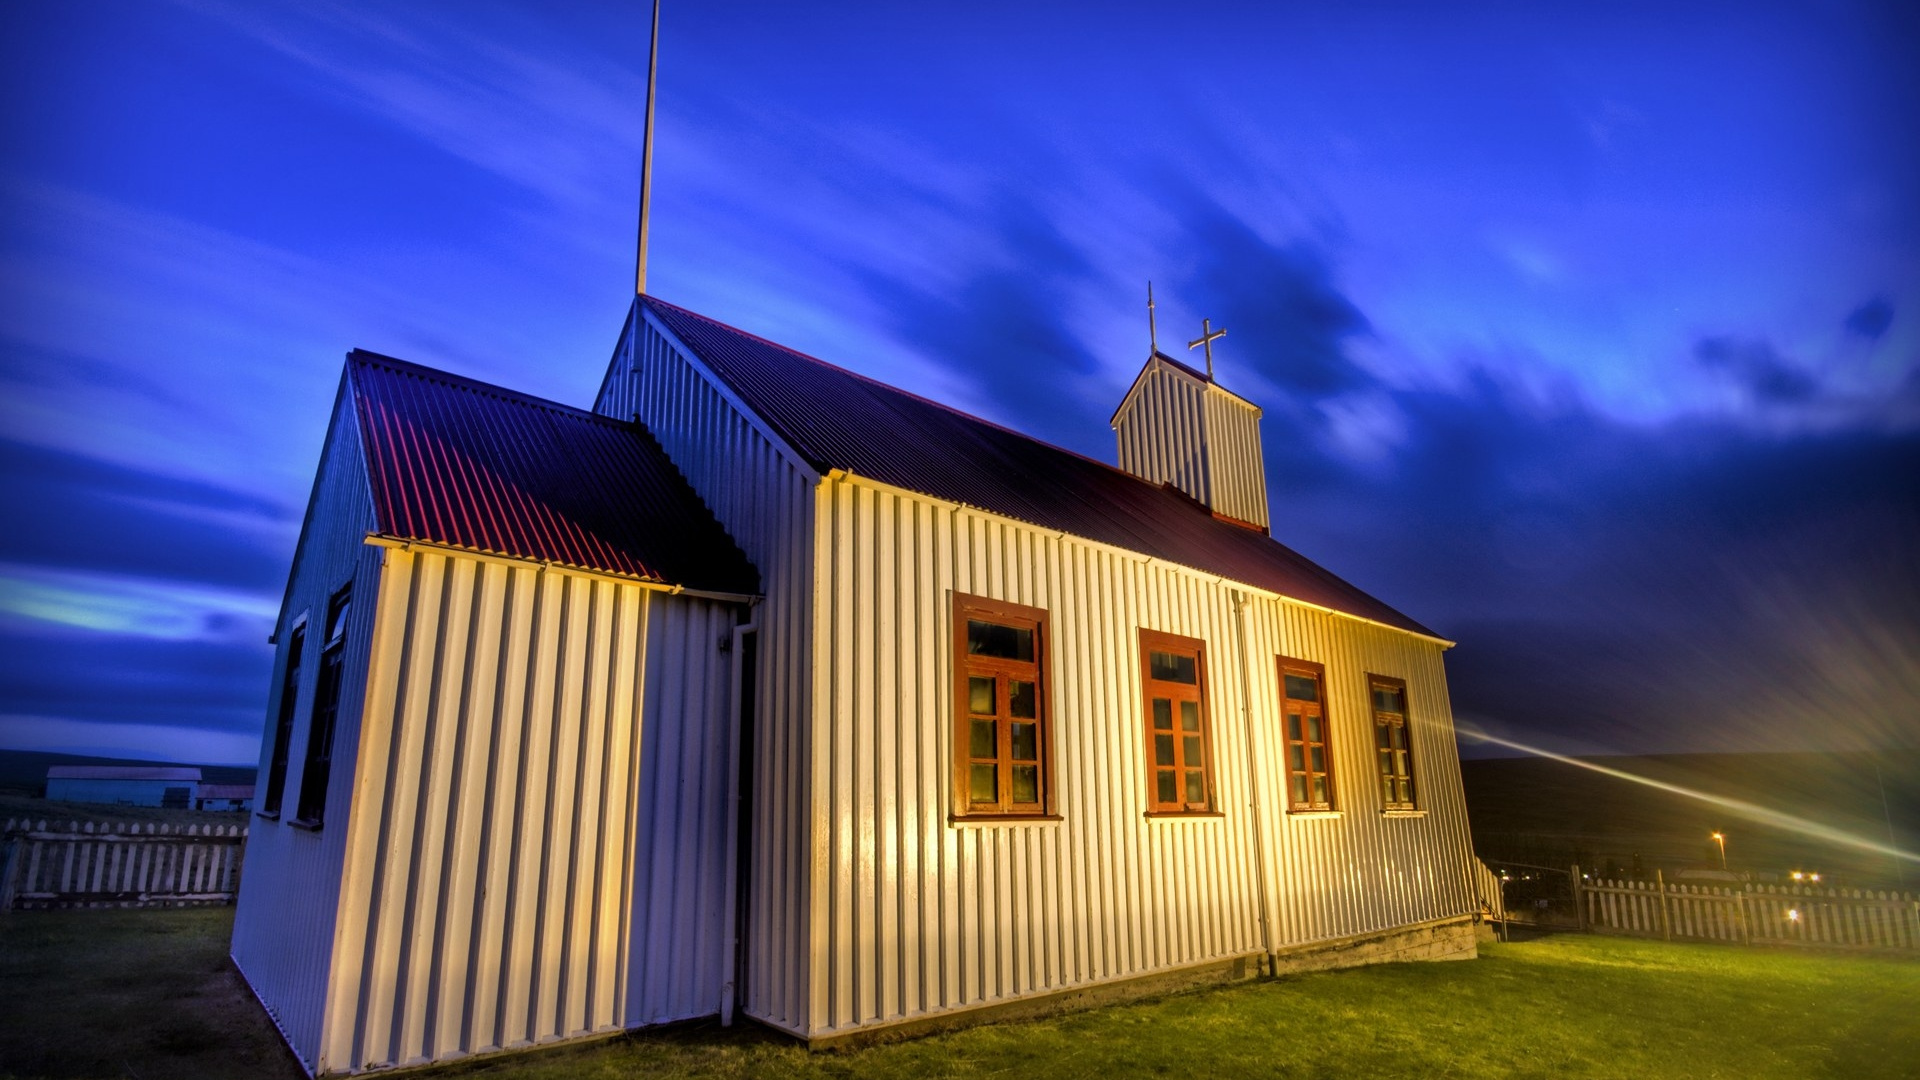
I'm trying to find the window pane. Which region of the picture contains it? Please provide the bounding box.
[1012,765,1038,804]
[1185,771,1205,805]
[1312,775,1329,804]
[1291,774,1308,803]
[1286,713,1302,741]
[1310,745,1325,772]
[969,676,995,716]
[1009,680,1036,719]
[968,620,1033,661]
[1284,674,1318,702]
[1373,685,1405,713]
[970,719,996,760]
[1390,724,1407,750]
[1183,735,1203,768]
[1289,744,1306,771]
[1375,722,1393,750]
[1152,698,1173,730]
[970,764,998,803]
[1010,722,1037,761]
[1149,650,1197,684]
[326,589,352,642]
[1157,770,1178,804]
[1306,715,1322,742]
[1154,733,1176,767]
[1180,701,1199,731]
[1381,776,1394,803]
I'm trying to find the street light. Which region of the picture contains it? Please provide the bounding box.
[1711,831,1727,870]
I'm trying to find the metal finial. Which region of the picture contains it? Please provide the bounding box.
[1188,317,1226,381]
[634,0,661,296]
[1147,281,1157,353]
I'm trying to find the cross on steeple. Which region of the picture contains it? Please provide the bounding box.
[1188,318,1226,381]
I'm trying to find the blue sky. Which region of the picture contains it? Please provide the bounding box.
[1,0,1915,765]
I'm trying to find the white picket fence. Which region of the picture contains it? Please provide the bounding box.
[0,818,249,909]
[1573,867,1919,952]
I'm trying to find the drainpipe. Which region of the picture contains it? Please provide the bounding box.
[1231,589,1276,966]
[719,601,760,1025]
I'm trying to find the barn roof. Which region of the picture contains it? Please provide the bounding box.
[641,297,1439,639]
[347,350,759,596]
[48,766,202,782]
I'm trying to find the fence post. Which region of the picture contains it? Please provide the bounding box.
[0,828,19,912]
[1736,885,1752,944]
[1655,870,1671,942]
[1571,865,1586,931]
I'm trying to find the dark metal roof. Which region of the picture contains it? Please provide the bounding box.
[641,298,1438,639]
[348,350,758,595]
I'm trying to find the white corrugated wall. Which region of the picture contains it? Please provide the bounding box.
[595,302,818,1035]
[1241,602,1477,948]
[232,381,386,1075]
[317,545,741,1073]
[807,473,1477,1038]
[1115,364,1210,503]
[1201,389,1269,529]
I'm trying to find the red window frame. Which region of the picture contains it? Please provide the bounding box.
[1278,657,1336,812]
[1139,628,1215,814]
[1369,674,1417,810]
[952,593,1054,819]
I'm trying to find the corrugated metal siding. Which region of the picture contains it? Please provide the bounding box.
[1114,365,1210,503]
[1247,602,1477,947]
[349,350,756,595]
[595,302,817,1036]
[808,475,1274,1037]
[232,382,385,1074]
[1201,389,1269,530]
[320,547,735,1073]
[627,593,739,1026]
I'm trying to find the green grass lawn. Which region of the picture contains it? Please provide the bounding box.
[2,910,1914,1080]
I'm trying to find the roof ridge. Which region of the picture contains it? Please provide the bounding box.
[346,349,638,432]
[641,296,1209,498]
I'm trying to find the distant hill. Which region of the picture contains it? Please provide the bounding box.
[0,748,256,792]
[1461,750,1918,890]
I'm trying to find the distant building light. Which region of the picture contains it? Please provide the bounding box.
[1787,909,1801,921]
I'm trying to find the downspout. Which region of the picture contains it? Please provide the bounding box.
[719,600,760,1025]
[1231,589,1276,965]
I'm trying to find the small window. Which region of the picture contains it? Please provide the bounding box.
[1369,674,1416,810]
[1279,658,1335,812]
[260,619,307,817]
[953,594,1052,818]
[1139,629,1213,813]
[295,585,352,827]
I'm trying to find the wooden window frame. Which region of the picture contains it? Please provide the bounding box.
[1138,628,1216,815]
[951,593,1056,821]
[1278,657,1336,812]
[258,613,308,820]
[1368,673,1417,811]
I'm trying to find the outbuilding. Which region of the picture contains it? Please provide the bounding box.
[45,765,201,809]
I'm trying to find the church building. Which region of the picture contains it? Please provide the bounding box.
[231,289,1488,1076]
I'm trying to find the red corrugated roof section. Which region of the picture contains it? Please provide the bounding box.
[642,297,1439,639]
[349,350,758,595]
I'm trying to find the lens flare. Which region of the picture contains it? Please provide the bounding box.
[1457,723,1920,866]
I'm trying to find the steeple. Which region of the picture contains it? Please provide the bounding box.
[1110,302,1269,532]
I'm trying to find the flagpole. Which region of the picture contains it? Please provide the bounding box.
[634,0,660,296]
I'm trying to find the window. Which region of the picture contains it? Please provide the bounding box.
[952,594,1052,818]
[1369,675,1416,810]
[260,620,306,817]
[294,585,352,827]
[1279,658,1335,811]
[1139,629,1214,813]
